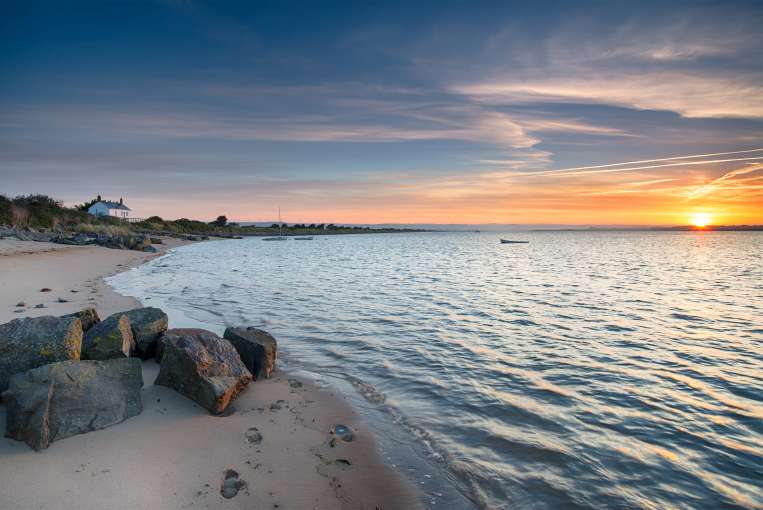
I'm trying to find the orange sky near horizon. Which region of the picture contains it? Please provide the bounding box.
[118,160,763,226]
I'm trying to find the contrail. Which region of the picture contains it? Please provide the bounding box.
[520,148,763,176]
[529,156,763,178]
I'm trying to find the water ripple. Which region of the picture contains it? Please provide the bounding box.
[109,231,763,510]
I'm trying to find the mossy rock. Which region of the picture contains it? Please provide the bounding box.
[0,316,82,393]
[82,313,134,360]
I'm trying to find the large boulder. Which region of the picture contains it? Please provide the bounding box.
[223,327,278,380]
[82,313,134,360]
[0,316,82,393]
[124,307,168,359]
[129,236,151,251]
[64,307,101,331]
[2,358,143,450]
[154,329,252,414]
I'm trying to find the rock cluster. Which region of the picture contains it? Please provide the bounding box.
[0,227,158,252]
[1,306,279,449]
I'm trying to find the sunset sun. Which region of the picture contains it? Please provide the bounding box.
[690,213,712,228]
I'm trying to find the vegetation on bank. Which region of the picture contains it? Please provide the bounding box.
[0,194,421,236]
[1,194,93,229]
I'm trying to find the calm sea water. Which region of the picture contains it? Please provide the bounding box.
[108,231,763,509]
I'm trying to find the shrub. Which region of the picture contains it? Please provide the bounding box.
[0,195,12,225]
[11,205,30,226]
[11,194,63,228]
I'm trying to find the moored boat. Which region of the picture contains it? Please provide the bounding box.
[263,207,288,241]
[500,239,529,244]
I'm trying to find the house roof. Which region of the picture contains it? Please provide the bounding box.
[94,201,131,211]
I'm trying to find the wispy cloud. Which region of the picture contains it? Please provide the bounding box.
[687,163,763,200]
[452,72,763,119]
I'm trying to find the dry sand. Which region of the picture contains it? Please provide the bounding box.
[0,239,422,510]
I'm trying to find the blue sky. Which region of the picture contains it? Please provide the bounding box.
[1,1,762,224]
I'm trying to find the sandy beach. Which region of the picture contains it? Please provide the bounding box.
[0,239,421,510]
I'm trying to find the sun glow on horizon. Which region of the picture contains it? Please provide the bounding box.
[689,212,712,228]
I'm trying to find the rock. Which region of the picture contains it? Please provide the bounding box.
[143,245,158,253]
[72,233,92,245]
[124,307,168,359]
[0,316,82,393]
[150,237,163,244]
[57,297,69,303]
[90,234,151,252]
[2,358,143,450]
[15,302,25,307]
[40,288,52,292]
[155,334,166,362]
[331,424,354,442]
[34,304,46,309]
[129,236,151,251]
[63,308,101,331]
[82,313,134,360]
[154,329,252,414]
[222,327,278,380]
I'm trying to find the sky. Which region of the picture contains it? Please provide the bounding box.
[1,0,762,225]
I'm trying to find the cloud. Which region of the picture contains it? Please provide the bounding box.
[452,72,763,119]
[448,9,763,120]
[687,162,763,200]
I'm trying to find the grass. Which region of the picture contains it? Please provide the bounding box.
[72,223,132,236]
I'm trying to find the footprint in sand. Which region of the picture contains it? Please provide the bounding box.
[245,427,263,445]
[269,399,286,411]
[220,469,246,499]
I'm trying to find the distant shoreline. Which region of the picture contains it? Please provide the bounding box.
[527,225,763,232]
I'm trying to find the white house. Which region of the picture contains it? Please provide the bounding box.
[87,196,131,220]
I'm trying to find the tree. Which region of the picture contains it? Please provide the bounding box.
[75,195,101,211]
[213,215,228,227]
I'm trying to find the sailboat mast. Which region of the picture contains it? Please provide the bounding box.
[278,207,282,237]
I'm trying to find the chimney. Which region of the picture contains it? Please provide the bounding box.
[97,195,101,201]
[119,197,123,205]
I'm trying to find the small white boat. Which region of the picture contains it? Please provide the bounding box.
[294,236,314,240]
[500,239,529,244]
